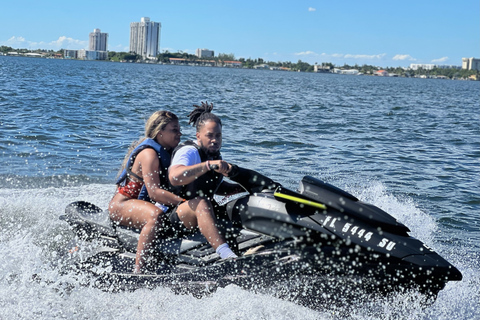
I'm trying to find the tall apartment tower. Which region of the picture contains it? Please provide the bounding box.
[130,17,161,59]
[89,29,108,51]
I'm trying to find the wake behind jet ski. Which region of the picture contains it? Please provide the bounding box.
[60,174,462,308]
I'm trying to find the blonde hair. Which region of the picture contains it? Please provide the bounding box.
[144,110,178,139]
[119,110,179,174]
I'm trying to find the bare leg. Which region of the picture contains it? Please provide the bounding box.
[175,198,225,250]
[109,193,163,272]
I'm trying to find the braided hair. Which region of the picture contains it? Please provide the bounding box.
[188,101,222,132]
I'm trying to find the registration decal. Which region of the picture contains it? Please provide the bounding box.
[326,217,390,247]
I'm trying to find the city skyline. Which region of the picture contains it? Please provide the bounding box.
[1,0,479,67]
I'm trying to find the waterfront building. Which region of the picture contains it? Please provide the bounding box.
[436,64,461,69]
[25,53,43,58]
[89,29,108,51]
[253,64,270,70]
[78,50,108,60]
[374,70,388,76]
[314,63,332,73]
[63,49,107,60]
[64,50,78,59]
[462,57,480,71]
[333,68,361,75]
[196,48,214,58]
[130,17,161,59]
[223,61,242,67]
[409,64,435,70]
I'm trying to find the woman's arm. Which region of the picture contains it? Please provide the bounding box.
[136,148,184,206]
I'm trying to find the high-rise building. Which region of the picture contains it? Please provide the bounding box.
[196,48,214,58]
[462,57,480,71]
[89,29,108,51]
[130,17,161,59]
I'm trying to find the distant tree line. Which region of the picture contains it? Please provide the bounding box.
[108,51,140,61]
[340,63,478,79]
[2,46,478,79]
[1,45,62,55]
[156,51,236,63]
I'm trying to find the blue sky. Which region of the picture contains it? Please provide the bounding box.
[1,0,478,67]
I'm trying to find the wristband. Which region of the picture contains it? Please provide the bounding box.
[205,160,211,171]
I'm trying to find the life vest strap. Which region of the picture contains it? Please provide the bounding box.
[126,169,144,182]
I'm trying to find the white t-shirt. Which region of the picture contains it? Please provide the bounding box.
[170,144,201,167]
[169,141,224,187]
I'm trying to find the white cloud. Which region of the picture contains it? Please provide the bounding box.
[3,36,27,47]
[48,36,87,50]
[393,54,416,61]
[296,51,386,61]
[431,56,449,63]
[308,7,316,12]
[294,50,317,56]
[1,36,87,50]
[344,53,386,60]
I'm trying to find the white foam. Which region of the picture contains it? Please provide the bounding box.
[0,183,478,319]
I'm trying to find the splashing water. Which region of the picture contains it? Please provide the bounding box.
[1,180,477,319]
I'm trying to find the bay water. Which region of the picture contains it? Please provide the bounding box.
[0,56,479,319]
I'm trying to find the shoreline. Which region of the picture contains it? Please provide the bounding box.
[1,54,478,81]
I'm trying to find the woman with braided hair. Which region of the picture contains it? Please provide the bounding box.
[168,101,240,259]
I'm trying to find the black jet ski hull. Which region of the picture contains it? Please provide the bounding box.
[59,176,462,307]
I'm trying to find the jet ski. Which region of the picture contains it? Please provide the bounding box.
[60,174,462,307]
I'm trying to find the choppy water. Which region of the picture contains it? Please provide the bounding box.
[1,56,479,319]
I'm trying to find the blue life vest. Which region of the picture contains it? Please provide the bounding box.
[116,138,171,202]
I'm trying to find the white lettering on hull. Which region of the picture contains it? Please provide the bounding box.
[326,216,392,249]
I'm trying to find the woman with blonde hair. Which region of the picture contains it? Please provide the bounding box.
[109,110,184,273]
